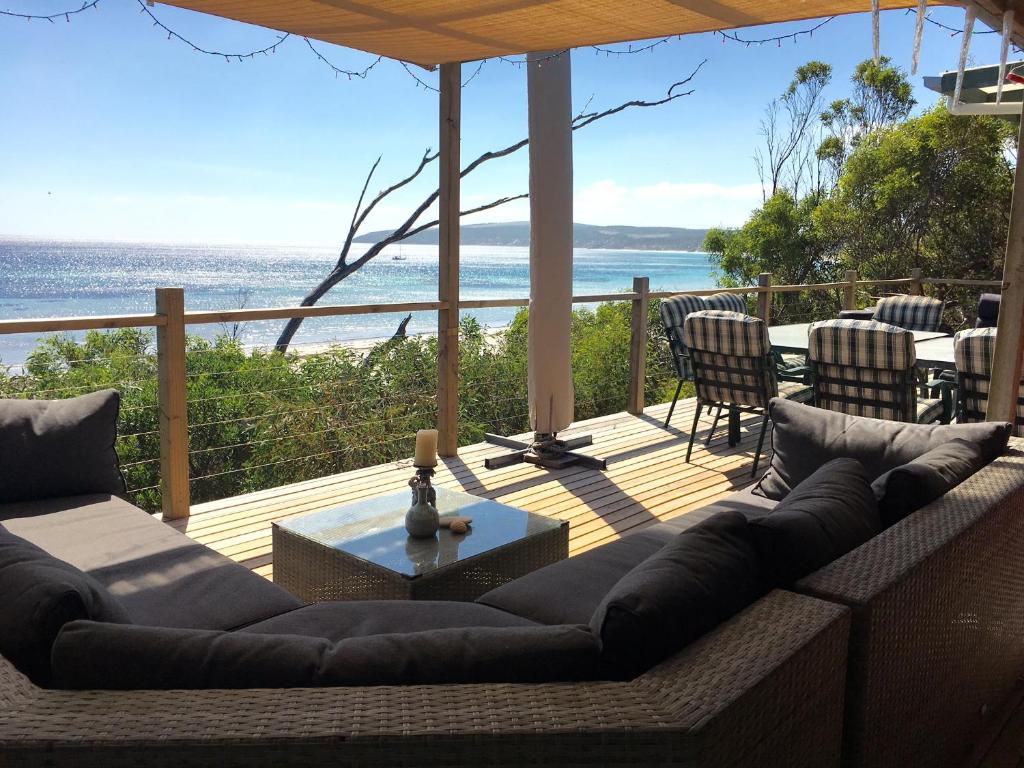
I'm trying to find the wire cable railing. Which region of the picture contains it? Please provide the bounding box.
[1,272,977,519]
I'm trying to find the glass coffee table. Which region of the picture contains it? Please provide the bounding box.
[272,486,569,602]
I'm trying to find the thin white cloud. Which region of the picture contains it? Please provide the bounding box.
[575,179,762,229]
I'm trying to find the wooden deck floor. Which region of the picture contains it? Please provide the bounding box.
[170,396,763,579]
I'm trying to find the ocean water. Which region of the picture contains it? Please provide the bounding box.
[0,239,716,365]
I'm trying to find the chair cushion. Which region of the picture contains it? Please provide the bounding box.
[0,494,302,630]
[749,458,881,587]
[873,295,945,332]
[976,293,1001,327]
[778,380,813,403]
[590,511,766,679]
[0,390,125,503]
[0,527,131,685]
[243,600,539,641]
[871,439,986,527]
[52,620,601,689]
[476,528,676,625]
[916,398,945,424]
[754,398,1011,501]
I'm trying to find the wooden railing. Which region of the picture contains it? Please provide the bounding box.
[0,272,1000,520]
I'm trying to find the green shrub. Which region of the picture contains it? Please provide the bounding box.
[0,306,679,513]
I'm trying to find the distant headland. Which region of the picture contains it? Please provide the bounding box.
[353,221,710,252]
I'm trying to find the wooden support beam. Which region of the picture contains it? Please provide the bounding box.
[155,288,190,520]
[909,267,923,296]
[627,276,650,416]
[757,272,773,324]
[843,269,859,310]
[437,62,461,457]
[989,114,1024,425]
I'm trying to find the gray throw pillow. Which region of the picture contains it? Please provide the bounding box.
[0,528,131,685]
[0,390,125,503]
[754,398,1010,501]
[871,439,985,527]
[52,620,601,689]
[749,458,880,587]
[590,511,766,680]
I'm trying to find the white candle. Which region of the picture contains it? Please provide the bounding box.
[414,429,438,467]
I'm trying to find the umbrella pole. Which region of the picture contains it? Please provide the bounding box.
[483,49,605,472]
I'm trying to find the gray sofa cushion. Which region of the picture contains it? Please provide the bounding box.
[754,398,1011,501]
[52,620,601,689]
[476,528,676,625]
[590,511,766,679]
[0,494,301,630]
[750,458,880,587]
[871,439,986,527]
[652,487,779,533]
[243,600,538,641]
[0,390,125,503]
[0,527,130,684]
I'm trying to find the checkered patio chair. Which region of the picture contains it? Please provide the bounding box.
[704,291,807,381]
[954,327,1024,436]
[704,292,748,314]
[873,294,945,332]
[681,310,812,475]
[807,319,945,424]
[659,294,708,426]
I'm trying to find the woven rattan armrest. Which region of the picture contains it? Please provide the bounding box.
[794,441,1024,768]
[0,590,849,768]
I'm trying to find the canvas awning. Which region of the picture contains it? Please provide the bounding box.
[156,0,961,67]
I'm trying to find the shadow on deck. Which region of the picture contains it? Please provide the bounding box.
[169,396,764,580]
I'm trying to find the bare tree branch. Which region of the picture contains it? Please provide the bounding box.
[273,64,705,352]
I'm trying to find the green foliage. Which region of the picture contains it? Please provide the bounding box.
[702,192,841,323]
[710,54,1012,329]
[819,57,916,174]
[0,309,678,514]
[817,105,1013,278]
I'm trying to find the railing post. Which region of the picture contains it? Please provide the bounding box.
[627,276,649,416]
[843,269,859,310]
[909,267,923,296]
[437,62,461,457]
[757,272,772,324]
[155,287,190,520]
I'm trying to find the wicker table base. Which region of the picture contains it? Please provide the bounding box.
[273,487,568,602]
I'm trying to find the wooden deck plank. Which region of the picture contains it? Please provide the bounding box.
[177,396,764,579]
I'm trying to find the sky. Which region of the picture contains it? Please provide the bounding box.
[0,1,1013,246]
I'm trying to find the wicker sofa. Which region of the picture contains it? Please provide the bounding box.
[2,394,1024,767]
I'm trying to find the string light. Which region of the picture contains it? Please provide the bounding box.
[1,0,99,22]
[592,37,675,56]
[304,37,382,79]
[715,17,834,46]
[135,1,287,61]
[910,9,997,36]
[5,2,845,91]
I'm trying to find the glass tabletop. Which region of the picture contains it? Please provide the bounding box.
[768,322,948,353]
[276,486,565,578]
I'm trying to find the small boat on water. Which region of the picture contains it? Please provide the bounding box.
[392,247,406,261]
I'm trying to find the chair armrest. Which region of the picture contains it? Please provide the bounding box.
[924,378,956,392]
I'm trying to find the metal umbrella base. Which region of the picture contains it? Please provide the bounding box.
[483,432,607,471]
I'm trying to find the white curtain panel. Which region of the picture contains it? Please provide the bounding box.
[527,49,575,435]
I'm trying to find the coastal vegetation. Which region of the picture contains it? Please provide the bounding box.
[0,301,680,513]
[704,57,1014,327]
